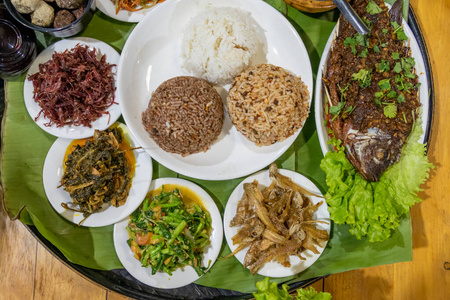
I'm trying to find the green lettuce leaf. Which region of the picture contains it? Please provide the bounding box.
[296,286,332,300]
[253,278,332,300]
[320,117,433,242]
[253,277,292,300]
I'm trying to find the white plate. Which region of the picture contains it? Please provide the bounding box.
[223,169,330,278]
[96,0,160,23]
[114,177,223,289]
[24,37,121,139]
[314,8,430,156]
[43,123,152,227]
[117,0,313,180]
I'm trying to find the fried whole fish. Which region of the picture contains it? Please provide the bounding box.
[323,0,420,182]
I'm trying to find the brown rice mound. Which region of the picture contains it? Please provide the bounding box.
[142,76,224,156]
[226,64,310,146]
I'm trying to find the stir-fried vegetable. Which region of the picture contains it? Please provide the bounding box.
[114,0,165,14]
[127,186,212,276]
[60,127,135,225]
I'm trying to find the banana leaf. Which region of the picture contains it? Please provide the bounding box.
[1,0,412,294]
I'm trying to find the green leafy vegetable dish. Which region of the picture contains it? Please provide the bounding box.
[126,184,212,276]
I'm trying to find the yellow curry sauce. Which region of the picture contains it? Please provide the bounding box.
[63,126,136,175]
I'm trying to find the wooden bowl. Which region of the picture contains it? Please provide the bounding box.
[284,0,337,13]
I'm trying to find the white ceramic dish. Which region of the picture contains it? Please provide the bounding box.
[314,9,430,156]
[24,37,121,139]
[96,0,160,23]
[117,0,313,180]
[43,123,152,227]
[113,177,223,289]
[223,168,330,277]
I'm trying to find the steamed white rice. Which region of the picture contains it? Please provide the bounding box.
[181,7,261,84]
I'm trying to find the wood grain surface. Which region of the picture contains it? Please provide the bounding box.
[1,0,449,299]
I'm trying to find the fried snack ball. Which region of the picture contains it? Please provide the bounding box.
[30,1,54,27]
[53,9,75,28]
[11,0,42,14]
[55,0,83,9]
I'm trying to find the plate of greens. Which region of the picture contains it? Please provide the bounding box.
[113,177,223,289]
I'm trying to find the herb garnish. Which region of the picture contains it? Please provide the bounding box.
[391,21,408,41]
[383,104,397,118]
[367,0,382,15]
[329,102,345,118]
[344,33,369,56]
[378,60,390,72]
[352,69,372,88]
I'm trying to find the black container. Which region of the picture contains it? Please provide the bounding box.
[4,0,96,38]
[0,3,36,78]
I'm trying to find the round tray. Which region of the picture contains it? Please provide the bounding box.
[1,4,434,299]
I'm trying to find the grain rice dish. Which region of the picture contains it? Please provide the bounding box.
[227,64,310,146]
[142,76,224,156]
[181,7,261,84]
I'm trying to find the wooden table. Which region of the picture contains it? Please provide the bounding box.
[1,0,449,298]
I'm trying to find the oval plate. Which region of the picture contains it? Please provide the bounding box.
[117,0,313,180]
[223,169,330,277]
[24,37,121,139]
[114,177,223,289]
[315,7,430,156]
[42,123,152,227]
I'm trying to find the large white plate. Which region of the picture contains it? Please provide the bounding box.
[24,37,121,139]
[114,177,223,289]
[315,8,430,156]
[223,169,330,278]
[117,0,313,180]
[96,0,160,23]
[43,123,152,227]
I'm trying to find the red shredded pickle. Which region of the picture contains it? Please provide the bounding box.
[28,44,117,128]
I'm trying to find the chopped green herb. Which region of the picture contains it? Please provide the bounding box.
[367,0,382,15]
[362,17,373,30]
[404,82,414,91]
[393,62,402,73]
[384,104,397,118]
[343,105,355,116]
[374,96,382,107]
[382,28,389,34]
[338,83,351,101]
[397,94,406,103]
[344,37,357,55]
[375,91,385,98]
[387,90,397,98]
[395,74,405,90]
[373,44,380,53]
[405,71,417,79]
[392,52,400,60]
[352,69,372,88]
[329,102,345,116]
[378,78,391,91]
[391,21,408,41]
[378,60,390,72]
[376,33,387,48]
[344,33,369,56]
[402,112,407,123]
[355,33,368,47]
[359,48,368,58]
